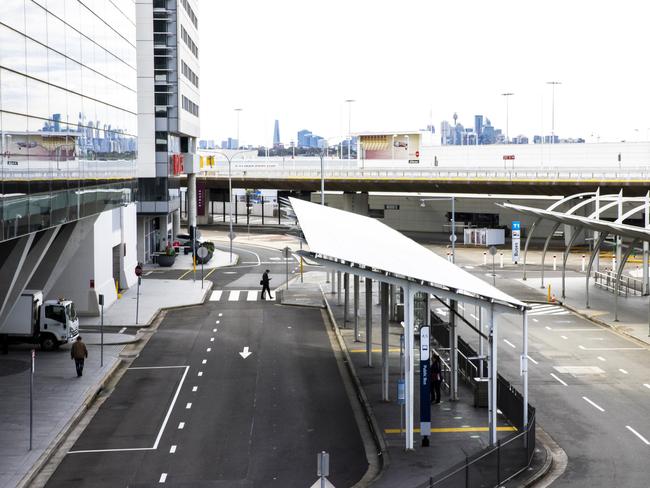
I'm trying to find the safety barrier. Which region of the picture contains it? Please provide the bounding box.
[593,270,643,296]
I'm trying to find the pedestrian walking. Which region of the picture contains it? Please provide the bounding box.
[431,353,442,404]
[71,336,88,377]
[260,269,273,300]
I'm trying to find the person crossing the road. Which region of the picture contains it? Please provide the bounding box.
[71,336,88,377]
[260,269,273,300]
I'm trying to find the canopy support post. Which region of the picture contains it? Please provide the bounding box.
[336,271,341,305]
[541,222,561,288]
[366,278,373,366]
[449,299,459,401]
[488,302,498,446]
[522,310,529,446]
[343,273,349,325]
[381,282,389,401]
[404,284,415,451]
[354,275,360,341]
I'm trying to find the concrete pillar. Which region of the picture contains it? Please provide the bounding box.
[488,303,498,446]
[341,192,369,216]
[187,173,197,233]
[365,278,373,367]
[337,271,342,305]
[449,299,458,401]
[172,208,181,240]
[354,274,360,341]
[381,282,389,401]
[343,273,349,324]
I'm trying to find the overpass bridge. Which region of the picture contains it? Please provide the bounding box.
[183,164,650,196]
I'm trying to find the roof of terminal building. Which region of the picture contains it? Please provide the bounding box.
[290,197,526,311]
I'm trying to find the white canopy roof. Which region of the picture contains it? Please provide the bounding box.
[501,202,650,242]
[289,197,525,310]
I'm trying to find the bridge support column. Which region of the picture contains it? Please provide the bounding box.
[341,192,369,216]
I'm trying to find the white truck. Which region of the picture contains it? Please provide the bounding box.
[1,291,79,351]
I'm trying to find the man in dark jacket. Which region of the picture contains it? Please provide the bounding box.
[431,353,442,403]
[71,336,88,377]
[261,269,273,300]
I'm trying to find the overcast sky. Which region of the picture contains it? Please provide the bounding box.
[199,0,650,146]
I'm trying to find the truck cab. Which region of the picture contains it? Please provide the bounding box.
[40,298,79,350]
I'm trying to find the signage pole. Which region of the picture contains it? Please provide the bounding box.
[136,276,141,325]
[29,349,34,450]
[99,294,104,367]
[420,326,431,446]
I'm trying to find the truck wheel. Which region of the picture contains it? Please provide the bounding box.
[40,334,59,351]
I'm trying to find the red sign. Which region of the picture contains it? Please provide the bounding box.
[502,155,516,160]
[172,154,184,175]
[415,150,420,157]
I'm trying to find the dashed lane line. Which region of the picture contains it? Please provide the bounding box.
[582,396,605,412]
[619,369,629,374]
[626,426,650,445]
[503,339,516,348]
[159,473,167,483]
[169,445,177,454]
[550,373,568,386]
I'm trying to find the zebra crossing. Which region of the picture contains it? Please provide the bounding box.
[528,303,570,316]
[209,290,266,302]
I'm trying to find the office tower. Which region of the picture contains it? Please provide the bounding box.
[136,0,200,263]
[297,129,312,148]
[0,0,138,316]
[273,120,281,147]
[474,115,483,141]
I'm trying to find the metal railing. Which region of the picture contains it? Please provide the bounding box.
[593,270,644,296]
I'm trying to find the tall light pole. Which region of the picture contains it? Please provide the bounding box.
[213,150,248,262]
[546,82,561,144]
[501,92,514,144]
[234,108,243,149]
[318,136,344,206]
[345,99,355,160]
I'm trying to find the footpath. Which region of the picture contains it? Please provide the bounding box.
[0,278,213,488]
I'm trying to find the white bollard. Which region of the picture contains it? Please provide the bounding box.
[483,252,487,265]
[553,255,557,271]
[612,257,616,270]
[581,255,586,273]
[500,252,504,268]
[447,252,451,262]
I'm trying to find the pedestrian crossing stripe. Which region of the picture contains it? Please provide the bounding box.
[527,304,570,316]
[210,290,263,302]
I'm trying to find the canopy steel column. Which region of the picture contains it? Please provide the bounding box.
[488,302,498,446]
[586,232,609,308]
[593,187,601,276]
[541,221,561,288]
[562,226,584,298]
[337,271,342,305]
[381,282,389,401]
[354,275,360,341]
[644,191,650,295]
[522,310,529,441]
[343,273,349,324]
[366,278,373,367]
[522,218,541,281]
[616,191,623,268]
[404,285,415,450]
[615,239,640,321]
[331,270,336,295]
[449,299,459,401]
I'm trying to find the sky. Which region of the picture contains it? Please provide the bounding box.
[199,0,650,147]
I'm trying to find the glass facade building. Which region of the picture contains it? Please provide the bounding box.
[0,0,137,242]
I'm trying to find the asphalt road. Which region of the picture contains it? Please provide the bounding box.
[45,243,366,488]
[442,257,650,487]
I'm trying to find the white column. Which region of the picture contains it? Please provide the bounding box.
[450,299,458,401]
[381,282,389,401]
[187,173,197,232]
[337,271,342,305]
[365,278,373,367]
[594,187,600,273]
[616,190,623,266]
[522,310,529,434]
[488,302,498,446]
[354,275,360,341]
[404,284,415,450]
[172,208,181,240]
[644,191,649,295]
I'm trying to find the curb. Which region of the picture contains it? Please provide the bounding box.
[17,284,214,487]
[514,438,553,488]
[320,286,388,486]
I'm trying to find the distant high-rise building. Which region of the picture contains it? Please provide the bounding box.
[474,115,483,139]
[297,129,312,148]
[273,120,281,147]
[440,121,452,145]
[199,140,207,149]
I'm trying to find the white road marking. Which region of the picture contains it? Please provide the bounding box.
[579,345,645,351]
[216,321,220,324]
[561,335,568,340]
[626,426,650,445]
[210,337,214,342]
[159,473,167,483]
[218,313,223,317]
[552,328,599,332]
[198,371,203,376]
[192,386,198,392]
[532,318,538,322]
[503,339,516,348]
[169,445,177,454]
[597,356,606,362]
[228,290,241,301]
[619,369,629,374]
[119,327,127,334]
[206,348,211,352]
[202,359,207,364]
[470,314,478,321]
[458,305,465,311]
[545,326,552,330]
[582,396,605,412]
[185,403,192,409]
[178,422,185,429]
[129,365,188,370]
[527,355,539,365]
[213,328,217,332]
[210,291,222,301]
[550,373,568,386]
[644,384,650,390]
[247,290,258,301]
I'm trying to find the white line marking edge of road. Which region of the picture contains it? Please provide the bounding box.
[582,396,605,412]
[550,373,568,386]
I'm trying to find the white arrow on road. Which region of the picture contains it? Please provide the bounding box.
[239,346,252,359]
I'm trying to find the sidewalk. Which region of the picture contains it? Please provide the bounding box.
[0,279,211,488]
[143,248,236,271]
[297,272,522,487]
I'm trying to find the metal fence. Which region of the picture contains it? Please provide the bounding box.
[427,321,536,488]
[593,270,643,296]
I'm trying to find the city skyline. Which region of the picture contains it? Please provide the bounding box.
[199,0,650,146]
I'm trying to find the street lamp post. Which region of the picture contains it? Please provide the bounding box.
[345,99,355,160]
[420,196,456,264]
[546,82,561,143]
[501,92,514,144]
[318,137,345,206]
[213,150,248,262]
